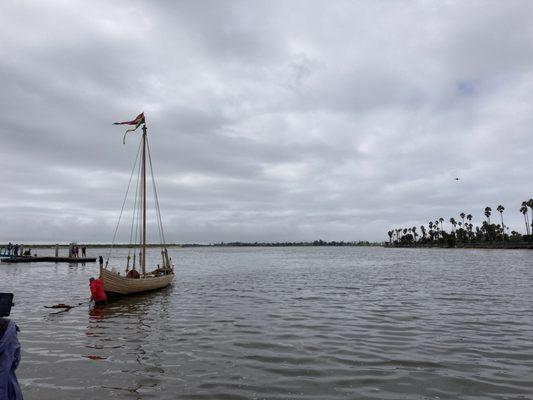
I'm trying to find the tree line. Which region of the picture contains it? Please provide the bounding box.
[387,199,533,247]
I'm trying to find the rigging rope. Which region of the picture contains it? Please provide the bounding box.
[126,145,143,270]
[128,150,142,247]
[146,138,167,246]
[105,138,143,266]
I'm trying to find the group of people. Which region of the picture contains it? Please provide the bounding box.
[70,245,87,258]
[4,243,29,257]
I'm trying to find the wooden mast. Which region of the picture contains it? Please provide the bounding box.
[141,124,147,276]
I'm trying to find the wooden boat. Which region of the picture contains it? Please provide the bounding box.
[101,115,174,295]
[0,254,17,259]
[100,268,173,295]
[0,248,17,258]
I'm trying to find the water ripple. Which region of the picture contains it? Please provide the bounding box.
[2,247,533,399]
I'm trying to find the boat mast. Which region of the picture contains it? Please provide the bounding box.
[141,124,147,276]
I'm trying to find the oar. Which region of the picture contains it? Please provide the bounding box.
[45,301,90,314]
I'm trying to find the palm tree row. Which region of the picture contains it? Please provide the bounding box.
[387,198,533,246]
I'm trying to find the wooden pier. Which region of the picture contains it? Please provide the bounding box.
[2,256,97,264]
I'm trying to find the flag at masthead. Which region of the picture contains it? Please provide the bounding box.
[113,112,145,143]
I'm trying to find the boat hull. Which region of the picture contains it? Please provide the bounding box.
[100,268,174,295]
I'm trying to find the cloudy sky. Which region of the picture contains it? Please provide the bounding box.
[1,0,533,244]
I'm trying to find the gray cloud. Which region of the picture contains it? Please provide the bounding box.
[1,0,533,243]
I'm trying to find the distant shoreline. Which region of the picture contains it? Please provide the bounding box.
[5,241,383,249]
[9,241,532,250]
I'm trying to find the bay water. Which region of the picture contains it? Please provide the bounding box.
[1,246,532,399]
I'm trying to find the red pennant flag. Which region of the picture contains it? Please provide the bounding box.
[113,112,145,144]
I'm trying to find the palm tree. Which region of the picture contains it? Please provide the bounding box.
[439,217,444,232]
[412,226,418,243]
[387,230,393,244]
[460,212,465,226]
[484,207,492,224]
[449,217,457,233]
[466,214,473,239]
[527,199,533,235]
[457,221,464,241]
[521,203,530,235]
[497,205,505,239]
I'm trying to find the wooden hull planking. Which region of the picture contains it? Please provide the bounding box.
[100,268,174,295]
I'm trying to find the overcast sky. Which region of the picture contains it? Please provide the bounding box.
[1,0,533,243]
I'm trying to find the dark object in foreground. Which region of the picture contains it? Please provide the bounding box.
[0,294,14,317]
[2,256,96,264]
[0,293,23,400]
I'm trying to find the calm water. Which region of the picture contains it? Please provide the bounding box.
[1,246,532,399]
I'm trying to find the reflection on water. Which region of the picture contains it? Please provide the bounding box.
[2,246,533,399]
[88,305,106,320]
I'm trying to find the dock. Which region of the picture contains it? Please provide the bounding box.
[2,256,97,264]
